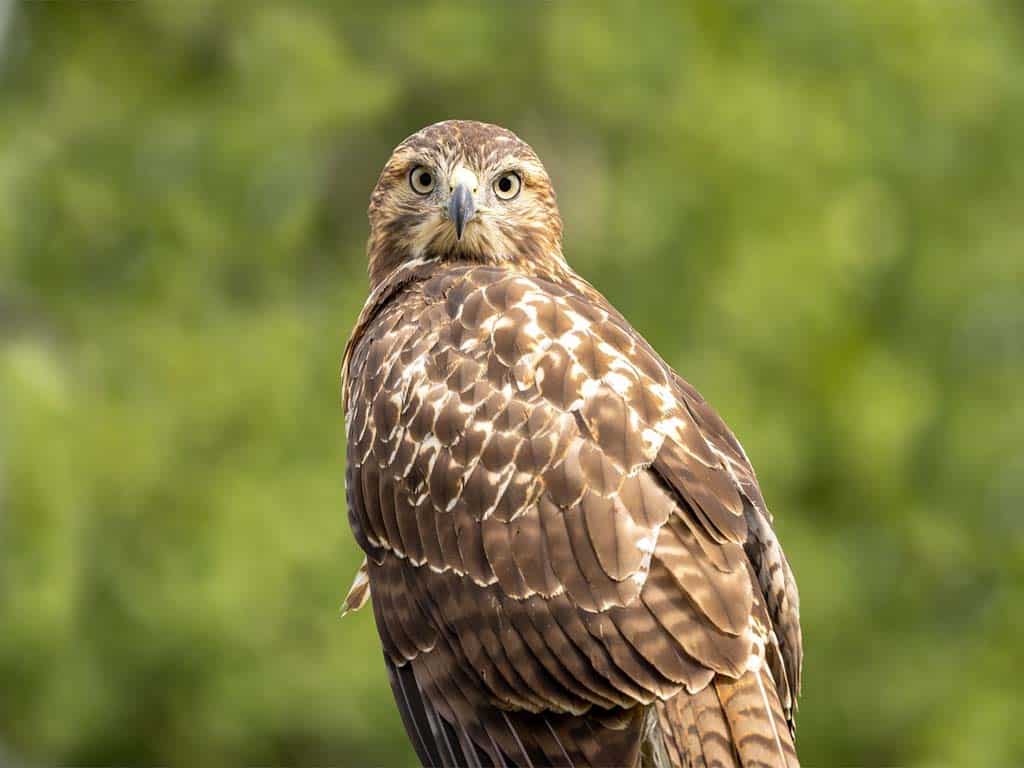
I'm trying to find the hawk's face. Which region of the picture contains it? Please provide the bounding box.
[366,120,564,286]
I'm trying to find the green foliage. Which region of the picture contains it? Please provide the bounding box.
[1,2,1022,765]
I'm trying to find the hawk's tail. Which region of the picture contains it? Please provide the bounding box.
[652,666,799,768]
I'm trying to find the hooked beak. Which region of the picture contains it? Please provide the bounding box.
[447,183,475,240]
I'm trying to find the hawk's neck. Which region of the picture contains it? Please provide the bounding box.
[344,256,599,405]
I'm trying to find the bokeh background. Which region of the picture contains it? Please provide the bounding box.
[1,1,1022,766]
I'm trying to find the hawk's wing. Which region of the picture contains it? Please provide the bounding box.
[344,263,800,767]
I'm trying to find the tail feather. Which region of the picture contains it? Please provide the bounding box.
[654,682,738,768]
[652,666,798,768]
[714,664,797,767]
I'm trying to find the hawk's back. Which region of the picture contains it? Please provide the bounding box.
[344,260,800,767]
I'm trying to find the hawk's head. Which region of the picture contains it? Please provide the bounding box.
[366,120,565,287]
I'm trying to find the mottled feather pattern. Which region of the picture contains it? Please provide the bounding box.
[345,263,798,765]
[343,121,801,767]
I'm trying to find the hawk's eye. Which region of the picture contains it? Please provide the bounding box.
[409,166,435,195]
[493,171,521,200]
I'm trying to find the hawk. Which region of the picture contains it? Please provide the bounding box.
[341,120,802,768]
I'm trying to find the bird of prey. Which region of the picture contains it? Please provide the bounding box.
[341,120,802,768]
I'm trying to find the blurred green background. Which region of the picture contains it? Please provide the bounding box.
[1,1,1022,765]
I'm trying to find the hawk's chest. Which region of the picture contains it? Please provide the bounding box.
[345,271,563,466]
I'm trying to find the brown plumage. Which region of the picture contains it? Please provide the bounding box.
[342,120,802,767]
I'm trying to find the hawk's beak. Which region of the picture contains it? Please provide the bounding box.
[448,183,475,240]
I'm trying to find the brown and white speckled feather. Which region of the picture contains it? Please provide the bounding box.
[341,557,370,617]
[343,121,801,767]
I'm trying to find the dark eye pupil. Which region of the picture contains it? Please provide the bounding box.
[418,172,432,187]
[498,176,512,192]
